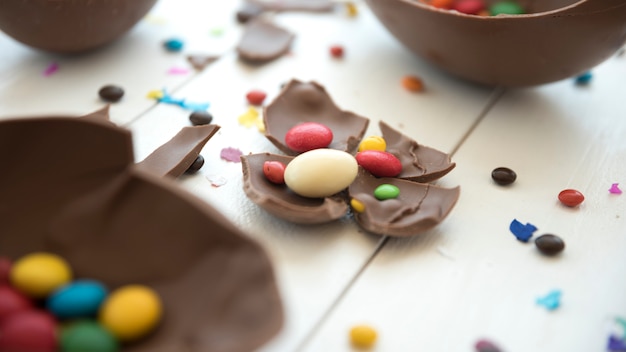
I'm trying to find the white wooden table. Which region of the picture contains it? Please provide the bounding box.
[1,1,624,351]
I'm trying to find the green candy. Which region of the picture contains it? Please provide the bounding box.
[62,321,119,352]
[489,1,525,15]
[374,184,400,200]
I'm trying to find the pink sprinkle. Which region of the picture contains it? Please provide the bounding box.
[43,62,59,76]
[220,147,243,162]
[206,175,227,187]
[609,183,623,194]
[167,67,190,75]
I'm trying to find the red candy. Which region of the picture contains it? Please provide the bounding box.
[355,150,403,177]
[0,257,11,284]
[0,286,33,323]
[285,122,333,153]
[246,90,267,105]
[263,161,287,184]
[558,189,584,207]
[0,310,57,352]
[453,0,486,14]
[330,45,344,58]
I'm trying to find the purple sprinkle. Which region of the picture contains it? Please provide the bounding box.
[43,62,59,76]
[220,147,243,162]
[509,219,537,242]
[475,339,503,352]
[608,335,626,351]
[609,183,623,195]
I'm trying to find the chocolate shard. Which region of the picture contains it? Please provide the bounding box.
[380,121,456,183]
[264,79,369,155]
[236,18,295,64]
[79,105,112,123]
[0,115,282,351]
[186,54,219,71]
[349,168,460,237]
[242,153,349,224]
[136,124,220,178]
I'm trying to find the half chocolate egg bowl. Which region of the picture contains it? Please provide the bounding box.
[0,0,158,53]
[365,0,626,87]
[0,109,283,351]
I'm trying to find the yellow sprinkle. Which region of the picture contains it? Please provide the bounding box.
[146,89,164,100]
[358,136,386,152]
[350,198,365,213]
[346,2,359,17]
[143,15,168,25]
[350,324,377,349]
[238,106,260,128]
[256,118,266,133]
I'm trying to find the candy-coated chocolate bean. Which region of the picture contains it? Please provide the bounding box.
[350,324,377,348]
[350,198,365,213]
[99,285,162,341]
[454,0,486,14]
[263,161,287,184]
[61,321,119,352]
[558,189,584,207]
[355,150,402,177]
[284,149,358,198]
[401,75,424,92]
[0,257,11,284]
[47,280,108,319]
[535,234,565,256]
[330,45,344,58]
[489,0,524,15]
[0,310,58,352]
[0,285,33,323]
[358,136,386,152]
[374,184,400,200]
[10,252,72,298]
[285,122,333,153]
[246,90,267,105]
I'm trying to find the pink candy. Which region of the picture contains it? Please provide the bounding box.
[263,161,286,184]
[355,150,402,177]
[285,122,333,153]
[0,310,57,351]
[453,0,485,15]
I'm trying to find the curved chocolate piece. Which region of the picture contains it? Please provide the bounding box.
[136,124,220,178]
[247,0,335,12]
[79,105,112,122]
[349,168,460,237]
[0,0,157,53]
[241,153,349,224]
[236,19,295,64]
[186,54,219,71]
[0,115,283,351]
[365,0,626,86]
[380,121,455,183]
[264,80,370,155]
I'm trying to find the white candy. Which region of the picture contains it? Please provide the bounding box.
[284,149,358,198]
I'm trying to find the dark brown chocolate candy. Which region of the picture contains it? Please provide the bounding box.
[491,167,517,185]
[189,111,214,126]
[185,155,205,174]
[98,85,124,103]
[264,79,369,156]
[236,19,295,64]
[0,110,283,351]
[241,153,349,224]
[535,234,565,256]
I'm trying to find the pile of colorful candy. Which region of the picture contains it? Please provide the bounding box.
[424,0,525,16]
[0,253,162,351]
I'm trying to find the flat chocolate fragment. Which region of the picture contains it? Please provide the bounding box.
[236,2,265,23]
[186,54,219,71]
[264,79,369,155]
[241,153,349,224]
[349,168,460,237]
[0,111,283,351]
[236,19,295,64]
[380,121,455,183]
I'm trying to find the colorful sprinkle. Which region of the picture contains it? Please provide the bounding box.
[374,184,400,200]
[163,38,184,52]
[474,339,503,352]
[43,62,59,77]
[167,67,190,75]
[155,89,210,111]
[536,289,562,311]
[558,189,584,207]
[509,219,537,242]
[210,27,225,36]
[607,335,626,351]
[206,175,228,187]
[345,2,359,17]
[575,71,593,85]
[350,198,365,213]
[146,89,164,100]
[220,147,243,163]
[609,183,623,194]
[401,75,425,92]
[238,106,263,131]
[349,324,377,349]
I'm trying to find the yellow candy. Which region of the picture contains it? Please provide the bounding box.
[350,324,378,349]
[358,136,386,152]
[99,285,162,341]
[10,252,72,298]
[350,198,365,213]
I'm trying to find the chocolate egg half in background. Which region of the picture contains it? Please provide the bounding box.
[366,0,626,86]
[0,0,158,53]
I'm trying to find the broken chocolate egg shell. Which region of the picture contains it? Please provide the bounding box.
[264,79,370,156]
[241,153,349,224]
[379,121,455,183]
[236,18,295,64]
[365,0,626,86]
[349,168,460,237]
[0,0,158,53]
[0,114,283,351]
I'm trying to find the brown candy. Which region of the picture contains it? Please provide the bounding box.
[535,234,565,256]
[98,85,124,103]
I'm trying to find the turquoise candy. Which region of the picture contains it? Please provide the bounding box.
[61,321,119,352]
[47,280,108,319]
[374,184,400,200]
[489,1,525,15]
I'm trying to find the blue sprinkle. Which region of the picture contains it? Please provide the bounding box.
[536,289,562,311]
[509,219,537,242]
[163,38,184,52]
[574,71,592,85]
[608,335,626,351]
[157,89,210,111]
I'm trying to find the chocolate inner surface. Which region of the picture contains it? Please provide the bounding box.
[236,19,295,63]
[264,80,369,155]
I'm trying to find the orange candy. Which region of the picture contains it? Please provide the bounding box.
[401,75,425,92]
[430,0,454,9]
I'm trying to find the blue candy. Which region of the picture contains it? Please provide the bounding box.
[47,280,108,319]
